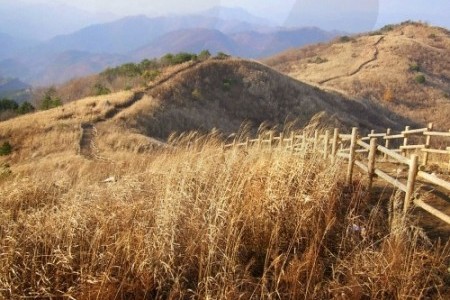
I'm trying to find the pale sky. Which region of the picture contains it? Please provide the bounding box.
[9,0,450,30]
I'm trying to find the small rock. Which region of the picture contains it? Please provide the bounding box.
[101,176,116,183]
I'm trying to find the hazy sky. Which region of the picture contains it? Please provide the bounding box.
[11,0,450,30]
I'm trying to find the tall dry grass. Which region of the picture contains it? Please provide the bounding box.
[0,138,448,299]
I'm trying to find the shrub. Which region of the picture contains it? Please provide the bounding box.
[40,88,62,110]
[17,102,35,114]
[0,141,12,156]
[93,83,111,96]
[414,74,426,84]
[222,78,237,91]
[382,88,394,102]
[339,36,352,43]
[191,88,202,99]
[380,24,395,32]
[0,163,11,177]
[309,56,328,64]
[198,50,211,61]
[162,52,197,66]
[143,69,161,81]
[369,31,383,36]
[215,52,230,59]
[409,63,421,72]
[428,33,437,39]
[0,98,18,111]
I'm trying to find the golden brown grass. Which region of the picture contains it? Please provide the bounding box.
[0,136,448,299]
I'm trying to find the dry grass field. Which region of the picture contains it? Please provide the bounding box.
[1,136,449,299]
[265,22,450,129]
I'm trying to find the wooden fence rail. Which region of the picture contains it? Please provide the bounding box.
[223,123,450,226]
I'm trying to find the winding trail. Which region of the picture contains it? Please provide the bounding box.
[79,60,204,158]
[318,36,385,85]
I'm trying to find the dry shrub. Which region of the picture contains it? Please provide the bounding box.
[0,139,448,299]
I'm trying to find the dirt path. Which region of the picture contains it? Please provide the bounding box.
[79,123,96,158]
[318,36,385,85]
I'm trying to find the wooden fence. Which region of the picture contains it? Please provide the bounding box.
[223,123,450,225]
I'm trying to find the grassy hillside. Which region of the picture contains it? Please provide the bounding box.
[113,58,409,139]
[265,22,450,129]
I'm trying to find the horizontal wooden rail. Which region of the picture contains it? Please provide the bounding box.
[355,160,369,173]
[421,148,449,154]
[414,199,450,225]
[424,131,450,137]
[400,144,426,150]
[374,169,407,192]
[339,134,352,140]
[377,145,411,165]
[402,128,428,135]
[383,134,405,140]
[417,171,450,191]
[357,140,370,150]
[369,133,388,138]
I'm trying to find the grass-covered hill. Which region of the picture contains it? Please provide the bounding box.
[265,22,450,129]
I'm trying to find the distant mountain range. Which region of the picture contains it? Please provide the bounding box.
[0,1,115,41]
[0,9,339,88]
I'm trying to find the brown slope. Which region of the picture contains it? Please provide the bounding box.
[264,22,450,130]
[110,58,410,140]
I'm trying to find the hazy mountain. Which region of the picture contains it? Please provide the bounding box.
[0,51,127,86]
[200,6,273,26]
[0,11,337,86]
[0,77,30,94]
[0,33,37,61]
[231,27,338,57]
[132,29,240,60]
[0,76,31,103]
[0,1,115,41]
[37,15,269,56]
[133,27,337,59]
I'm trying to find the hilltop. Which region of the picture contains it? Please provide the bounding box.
[265,22,450,129]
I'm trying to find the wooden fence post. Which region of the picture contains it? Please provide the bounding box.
[404,154,419,213]
[402,126,410,156]
[423,122,433,166]
[245,137,250,150]
[301,132,307,152]
[232,138,237,149]
[290,132,295,152]
[367,137,378,191]
[346,127,358,184]
[384,128,391,161]
[323,130,330,159]
[279,132,284,148]
[313,130,319,152]
[269,131,274,150]
[331,128,339,163]
[258,134,262,149]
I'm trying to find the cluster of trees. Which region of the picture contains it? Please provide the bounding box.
[39,88,62,110]
[0,98,35,115]
[101,50,213,81]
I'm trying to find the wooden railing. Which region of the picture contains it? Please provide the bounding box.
[223,123,450,225]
